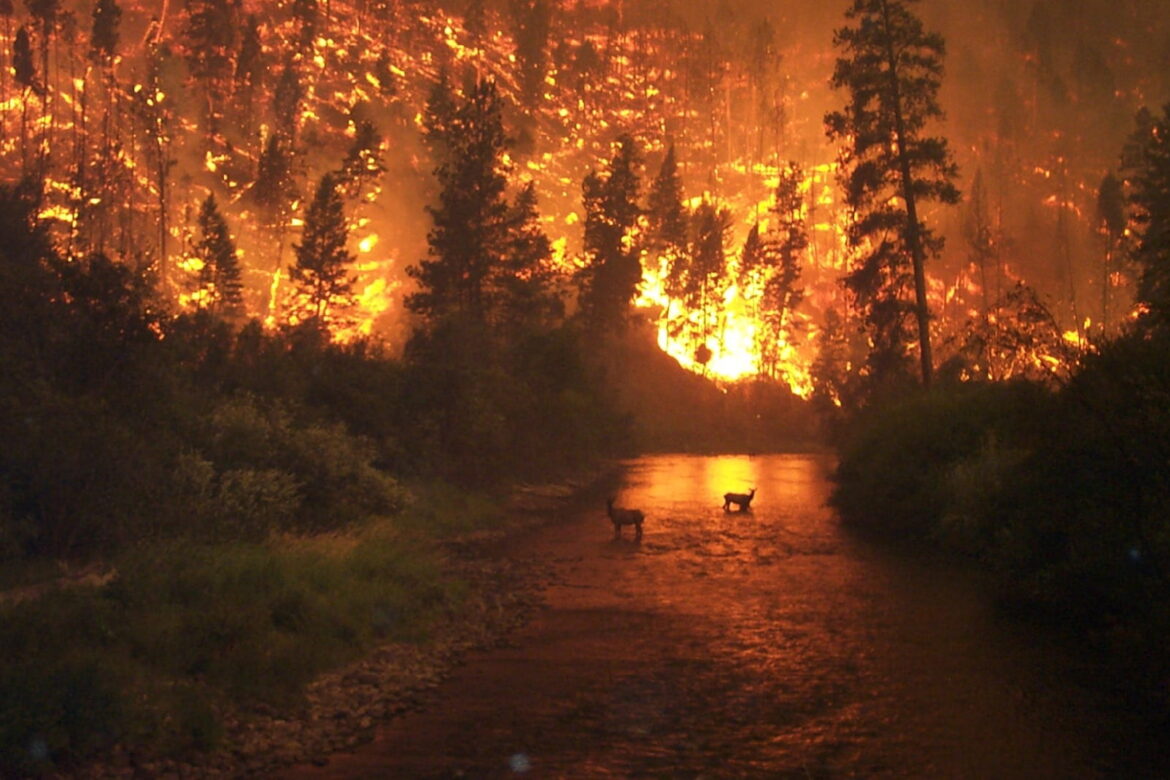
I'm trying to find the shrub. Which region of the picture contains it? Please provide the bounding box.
[0,483,36,563]
[0,653,127,775]
[989,330,1170,619]
[193,395,407,535]
[830,381,1050,539]
[936,434,1030,556]
[215,468,303,540]
[829,336,1170,696]
[397,481,507,538]
[282,420,408,528]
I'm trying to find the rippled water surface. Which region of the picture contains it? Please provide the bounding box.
[290,454,1167,778]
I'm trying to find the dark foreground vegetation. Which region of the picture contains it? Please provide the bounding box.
[830,330,1170,706]
[0,173,812,774]
[0,178,625,774]
[0,200,528,774]
[831,92,1170,710]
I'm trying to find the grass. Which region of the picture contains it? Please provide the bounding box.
[0,517,464,775]
[396,480,511,537]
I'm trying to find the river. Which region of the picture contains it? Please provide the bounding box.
[283,453,1167,778]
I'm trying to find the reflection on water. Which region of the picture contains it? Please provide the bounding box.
[561,454,1162,777]
[294,454,1167,778]
[617,453,835,526]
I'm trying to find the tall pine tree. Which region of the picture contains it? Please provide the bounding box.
[508,0,552,106]
[232,14,264,128]
[407,78,511,327]
[1095,171,1126,334]
[494,181,561,335]
[578,134,643,334]
[337,120,386,201]
[272,61,303,143]
[289,172,356,326]
[1123,103,1170,332]
[89,0,119,65]
[684,198,732,367]
[182,0,236,140]
[647,144,689,308]
[755,162,807,381]
[421,67,458,164]
[825,0,959,388]
[252,133,295,230]
[193,193,244,318]
[13,25,37,175]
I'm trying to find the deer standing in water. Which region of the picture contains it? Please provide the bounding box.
[722,488,756,512]
[606,497,644,541]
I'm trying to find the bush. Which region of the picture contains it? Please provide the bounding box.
[397,481,507,538]
[990,330,1170,618]
[0,653,127,776]
[830,380,1050,539]
[829,339,1170,700]
[187,395,407,536]
[215,468,303,540]
[937,434,1031,556]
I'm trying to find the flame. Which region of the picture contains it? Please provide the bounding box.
[1,0,1111,401]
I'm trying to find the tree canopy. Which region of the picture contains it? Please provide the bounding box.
[578,134,643,335]
[407,77,512,327]
[289,172,357,326]
[826,0,960,389]
[1124,103,1170,331]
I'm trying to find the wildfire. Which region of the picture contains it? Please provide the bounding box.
[0,0,1120,399]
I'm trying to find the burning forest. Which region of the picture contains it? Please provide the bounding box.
[4,0,1170,774]
[2,0,1165,396]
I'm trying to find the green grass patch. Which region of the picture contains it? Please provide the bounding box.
[396,481,510,538]
[0,525,462,775]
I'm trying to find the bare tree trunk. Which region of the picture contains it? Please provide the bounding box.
[1101,237,1113,335]
[19,87,29,175]
[157,141,168,290]
[37,21,52,184]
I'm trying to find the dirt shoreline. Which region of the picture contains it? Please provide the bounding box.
[65,467,619,779]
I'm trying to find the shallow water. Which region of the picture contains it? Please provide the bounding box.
[287,454,1167,778]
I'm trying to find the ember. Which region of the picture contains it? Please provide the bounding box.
[0,0,1161,391]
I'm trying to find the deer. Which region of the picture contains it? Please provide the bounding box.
[722,488,756,512]
[606,497,644,541]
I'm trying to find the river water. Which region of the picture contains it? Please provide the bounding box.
[287,454,1167,778]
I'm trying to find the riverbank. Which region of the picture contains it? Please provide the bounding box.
[76,549,552,778]
[829,379,1170,715]
[17,469,617,779]
[284,453,1170,777]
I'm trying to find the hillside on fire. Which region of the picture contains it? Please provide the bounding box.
[1,0,1170,774]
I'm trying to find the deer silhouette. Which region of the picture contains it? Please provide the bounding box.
[606,497,644,541]
[722,488,756,512]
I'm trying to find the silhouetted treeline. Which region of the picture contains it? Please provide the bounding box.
[0,178,625,562]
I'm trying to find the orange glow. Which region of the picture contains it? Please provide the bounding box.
[0,0,1112,399]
